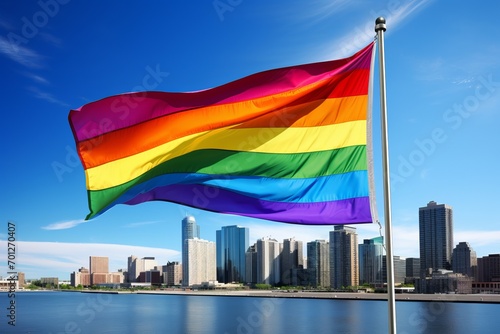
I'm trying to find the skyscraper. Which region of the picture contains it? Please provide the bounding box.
[358,236,384,285]
[452,242,477,280]
[183,238,216,286]
[256,238,281,285]
[281,238,304,285]
[127,255,138,282]
[182,215,200,283]
[307,240,330,287]
[330,225,358,289]
[245,244,258,284]
[182,215,200,241]
[419,201,453,277]
[216,225,249,283]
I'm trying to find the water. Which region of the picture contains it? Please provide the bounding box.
[1,291,499,333]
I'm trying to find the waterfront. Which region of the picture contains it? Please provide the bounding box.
[136,288,500,303]
[1,291,500,333]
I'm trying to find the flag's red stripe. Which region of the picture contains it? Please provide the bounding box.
[76,71,369,170]
[69,44,373,143]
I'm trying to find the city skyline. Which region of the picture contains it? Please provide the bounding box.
[37,209,497,289]
[7,207,500,280]
[1,1,500,280]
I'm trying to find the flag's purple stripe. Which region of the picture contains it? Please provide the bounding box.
[69,44,373,142]
[120,184,372,225]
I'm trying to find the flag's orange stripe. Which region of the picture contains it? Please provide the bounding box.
[69,44,374,143]
[78,70,369,170]
[79,94,367,170]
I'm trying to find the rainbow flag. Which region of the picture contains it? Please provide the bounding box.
[69,42,376,225]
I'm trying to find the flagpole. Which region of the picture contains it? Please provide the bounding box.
[375,17,397,334]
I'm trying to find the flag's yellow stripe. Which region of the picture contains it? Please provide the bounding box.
[78,93,368,170]
[85,120,367,191]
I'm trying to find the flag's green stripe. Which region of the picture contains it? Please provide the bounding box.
[87,145,367,214]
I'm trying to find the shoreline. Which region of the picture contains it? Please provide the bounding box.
[58,289,500,303]
[8,289,499,303]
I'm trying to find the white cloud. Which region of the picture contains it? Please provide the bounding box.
[0,241,180,279]
[390,224,419,258]
[27,86,69,107]
[328,0,434,58]
[123,221,162,228]
[0,36,43,68]
[381,0,432,30]
[23,71,50,84]
[292,0,352,25]
[42,219,87,230]
[261,0,351,26]
[454,230,500,250]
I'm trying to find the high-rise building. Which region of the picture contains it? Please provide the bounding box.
[183,238,216,286]
[182,215,200,284]
[165,261,182,286]
[89,256,109,274]
[452,242,477,280]
[307,240,330,287]
[182,215,200,241]
[358,236,384,285]
[127,255,138,282]
[89,256,109,284]
[406,258,421,281]
[245,244,258,284]
[330,225,358,289]
[216,225,249,283]
[127,256,158,282]
[383,255,406,284]
[419,201,453,277]
[281,238,304,285]
[256,238,281,285]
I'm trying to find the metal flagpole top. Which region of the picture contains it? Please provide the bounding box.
[375,17,386,32]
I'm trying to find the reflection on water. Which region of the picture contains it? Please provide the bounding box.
[184,295,216,333]
[1,292,499,334]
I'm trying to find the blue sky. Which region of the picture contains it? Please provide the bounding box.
[1,0,499,280]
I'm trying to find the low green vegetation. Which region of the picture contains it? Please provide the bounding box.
[254,283,272,290]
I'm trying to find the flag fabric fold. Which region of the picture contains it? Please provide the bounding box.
[69,42,376,225]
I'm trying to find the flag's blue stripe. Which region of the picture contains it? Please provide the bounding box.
[96,171,369,216]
